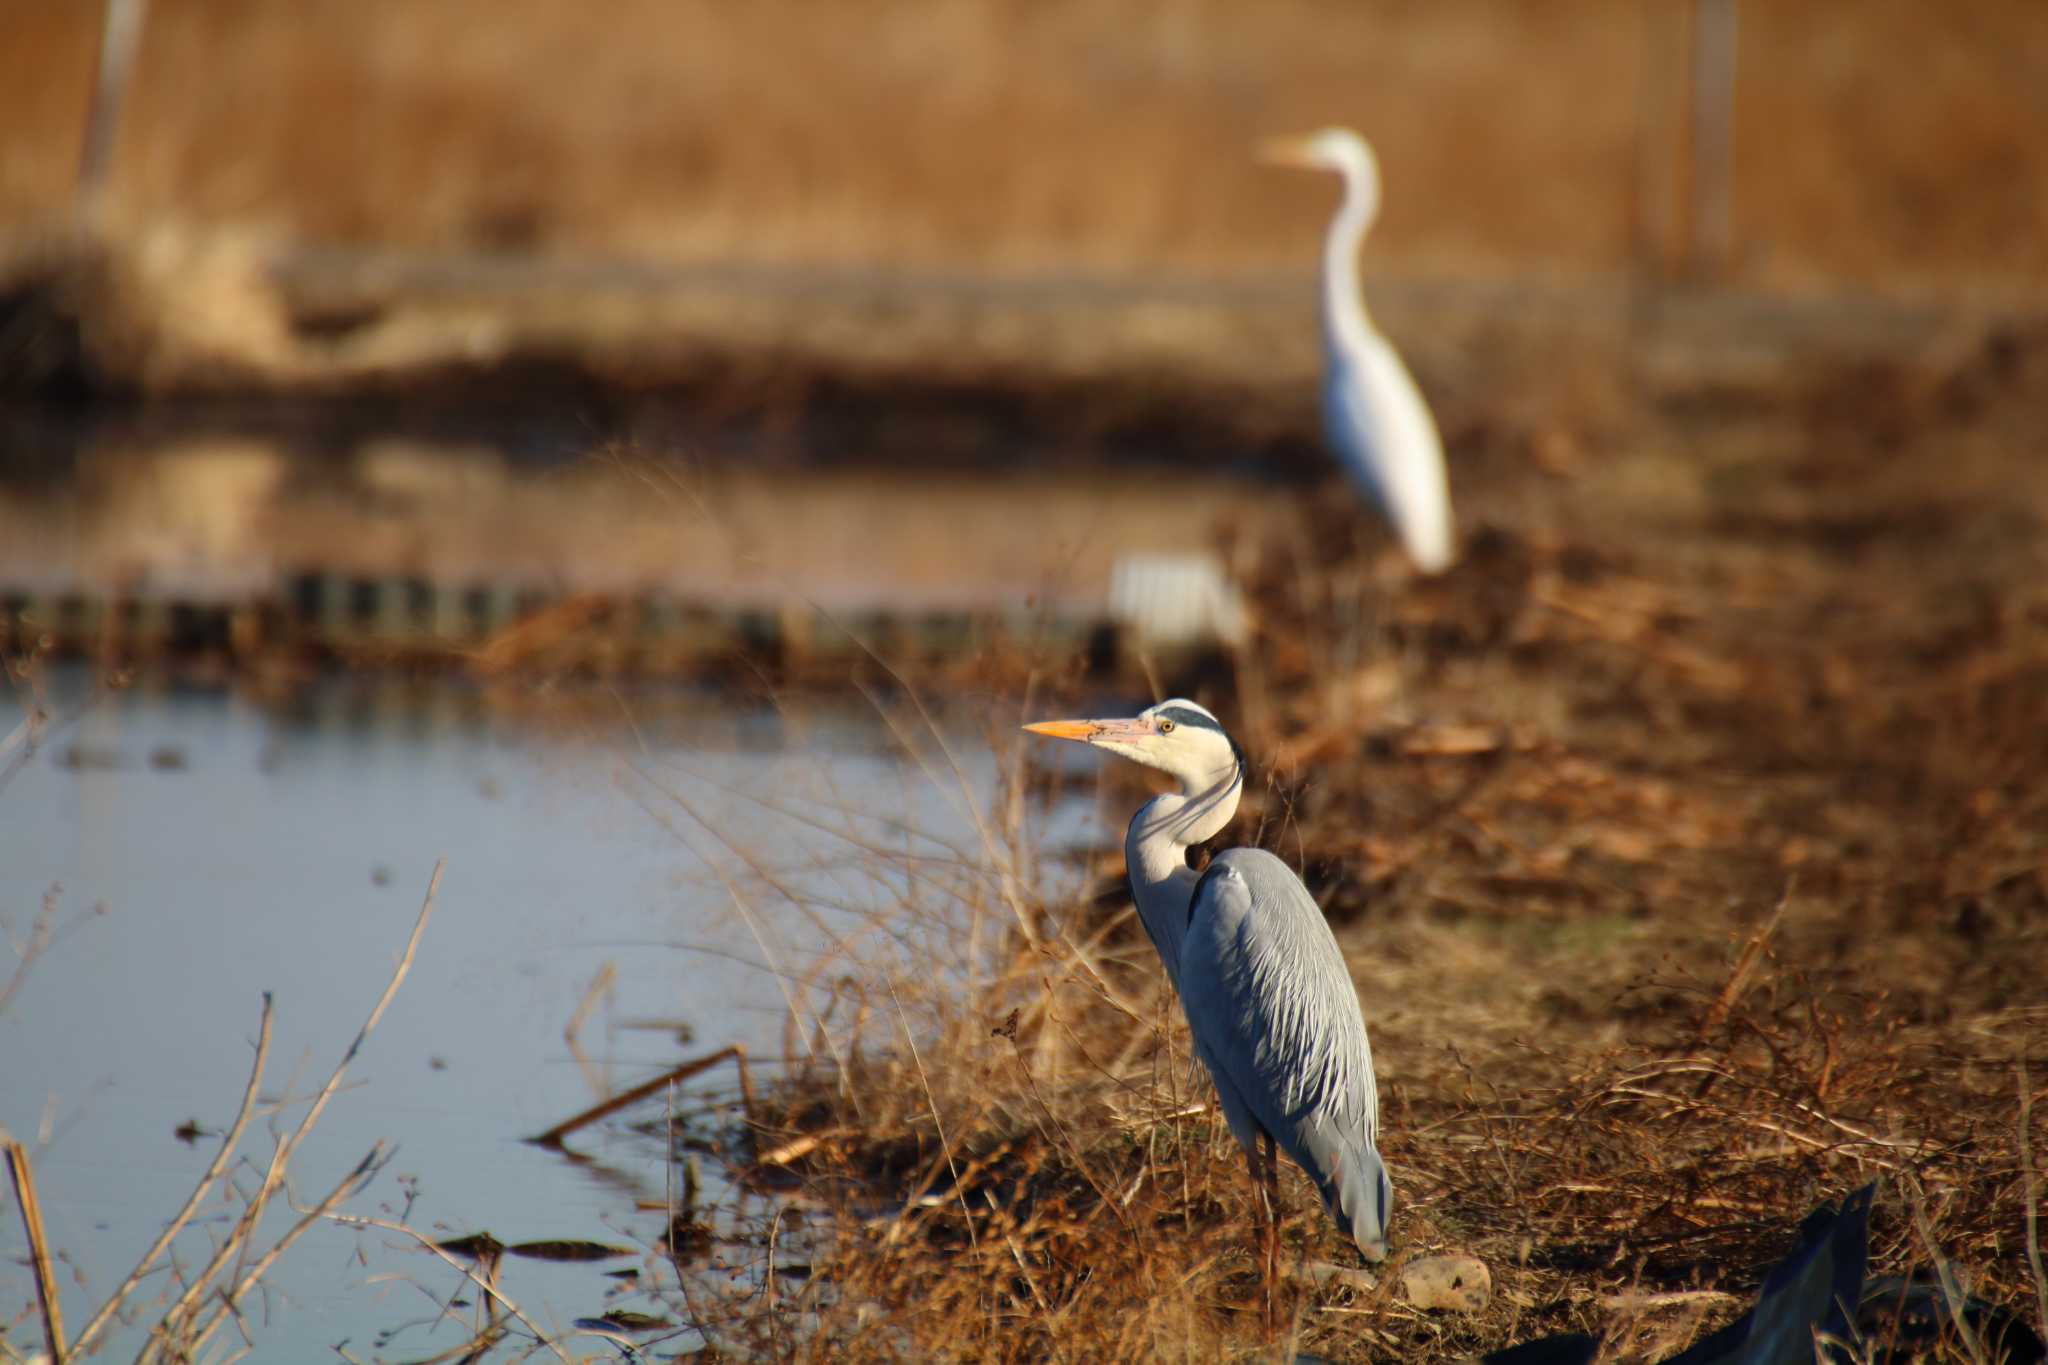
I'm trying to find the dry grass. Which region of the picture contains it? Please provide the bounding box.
[0,860,446,1365]
[4,301,2044,1363]
[4,2,2047,290]
[6,66,2048,1348]
[607,322,2048,1361]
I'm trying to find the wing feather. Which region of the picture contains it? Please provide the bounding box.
[1179,847,1390,1255]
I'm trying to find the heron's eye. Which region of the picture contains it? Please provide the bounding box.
[1157,718,1176,734]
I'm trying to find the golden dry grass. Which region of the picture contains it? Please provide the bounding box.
[5,12,2047,1349]
[643,321,2048,1361]
[4,2,2047,290]
[4,327,2044,1358]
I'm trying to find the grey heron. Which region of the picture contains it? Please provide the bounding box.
[1024,699,1391,1280]
[1263,127,1455,574]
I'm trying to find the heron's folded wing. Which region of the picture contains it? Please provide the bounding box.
[1179,849,1381,1203]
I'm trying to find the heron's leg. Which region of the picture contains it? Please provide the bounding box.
[1240,1139,1270,1319]
[1245,1129,1277,1326]
[1253,1137,1269,1301]
[1241,1140,1270,1258]
[1262,1130,1284,1225]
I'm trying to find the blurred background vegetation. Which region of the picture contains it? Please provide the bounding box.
[5,0,2046,290]
[3,7,2046,1357]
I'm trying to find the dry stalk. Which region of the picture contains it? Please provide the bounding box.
[528,1044,755,1148]
[852,674,1039,950]
[611,760,840,1074]
[1699,884,1791,1039]
[0,700,49,794]
[312,1209,574,1365]
[0,886,61,1018]
[659,1078,727,1356]
[181,1144,395,1359]
[4,1133,64,1361]
[563,960,618,1098]
[2020,1053,2048,1342]
[135,861,442,1362]
[67,992,275,1357]
[887,978,978,1256]
[1905,1177,1989,1365]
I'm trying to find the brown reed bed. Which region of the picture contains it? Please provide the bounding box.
[633,327,2048,1361]
[8,2,2045,290]
[5,266,2046,1364]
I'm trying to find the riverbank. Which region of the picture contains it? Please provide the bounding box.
[707,313,2048,1355]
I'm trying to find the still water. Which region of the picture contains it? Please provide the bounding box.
[0,674,1056,1357]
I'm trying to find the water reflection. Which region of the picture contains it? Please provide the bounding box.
[0,673,1047,1357]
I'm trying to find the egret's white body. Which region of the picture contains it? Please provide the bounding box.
[1265,127,1455,574]
[1025,700,1391,1265]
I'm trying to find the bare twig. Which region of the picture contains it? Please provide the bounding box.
[0,886,60,1017]
[139,862,442,1361]
[4,1132,65,1361]
[69,992,275,1357]
[2,887,113,1020]
[527,1044,753,1148]
[1906,1179,1988,1365]
[313,1209,574,1365]
[0,702,50,794]
[888,979,979,1255]
[183,1144,394,1359]
[2019,1052,2048,1342]
[1694,885,1791,1080]
[563,961,618,1099]
[1599,1288,1743,1309]
[852,674,1039,950]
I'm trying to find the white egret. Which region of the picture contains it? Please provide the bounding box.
[1024,699,1390,1281]
[1263,127,1455,574]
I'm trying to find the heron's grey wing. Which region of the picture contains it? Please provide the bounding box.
[1179,847,1390,1254]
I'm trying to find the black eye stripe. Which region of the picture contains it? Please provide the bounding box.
[1146,702,1246,774]
[1152,705,1224,734]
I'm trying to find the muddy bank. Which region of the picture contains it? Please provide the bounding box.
[4,226,2026,423]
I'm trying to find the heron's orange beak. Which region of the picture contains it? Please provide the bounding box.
[1022,717,1153,745]
[1022,719,1099,741]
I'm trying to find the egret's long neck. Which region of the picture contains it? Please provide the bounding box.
[1124,760,1243,992]
[1321,167,1380,358]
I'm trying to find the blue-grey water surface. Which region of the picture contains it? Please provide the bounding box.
[0,675,1051,1358]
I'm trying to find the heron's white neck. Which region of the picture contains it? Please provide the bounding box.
[1124,759,1243,992]
[1321,165,1380,359]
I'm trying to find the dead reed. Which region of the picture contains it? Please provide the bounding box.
[612,331,2048,1361]
[5,209,2045,1363]
[7,2,2045,290]
[1,864,444,1364]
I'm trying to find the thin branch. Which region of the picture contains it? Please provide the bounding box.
[182,1145,392,1359]
[313,1210,574,1365]
[0,886,60,1017]
[1906,1179,1988,1365]
[888,979,979,1258]
[140,862,442,1360]
[0,703,50,794]
[69,993,275,1357]
[2019,1052,2047,1342]
[527,1045,753,1149]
